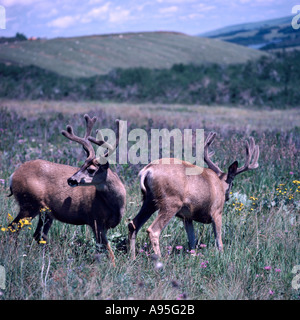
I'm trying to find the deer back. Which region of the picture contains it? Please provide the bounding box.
[140,158,225,223]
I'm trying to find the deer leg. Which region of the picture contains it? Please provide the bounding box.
[8,207,38,231]
[147,204,180,257]
[183,219,196,250]
[92,222,116,267]
[128,198,156,260]
[8,215,22,231]
[212,213,223,251]
[33,213,53,243]
[100,231,116,267]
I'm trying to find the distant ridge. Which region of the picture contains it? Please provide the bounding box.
[200,16,292,37]
[0,31,266,78]
[200,16,300,51]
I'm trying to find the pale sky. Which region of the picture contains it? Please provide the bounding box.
[0,0,296,38]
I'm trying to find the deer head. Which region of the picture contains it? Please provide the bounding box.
[61,115,121,188]
[204,132,260,201]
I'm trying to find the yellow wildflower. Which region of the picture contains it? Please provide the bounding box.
[20,218,32,225]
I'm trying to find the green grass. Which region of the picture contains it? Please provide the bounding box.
[0,32,267,78]
[0,100,299,300]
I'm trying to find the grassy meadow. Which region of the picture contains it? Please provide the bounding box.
[0,100,299,300]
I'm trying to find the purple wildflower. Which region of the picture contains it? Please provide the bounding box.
[264,266,272,270]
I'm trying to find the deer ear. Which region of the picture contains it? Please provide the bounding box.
[228,161,238,176]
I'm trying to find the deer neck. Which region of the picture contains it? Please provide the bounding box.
[94,169,125,213]
[219,173,231,202]
[94,169,122,194]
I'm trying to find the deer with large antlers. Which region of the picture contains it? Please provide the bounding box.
[8,114,126,265]
[128,132,259,259]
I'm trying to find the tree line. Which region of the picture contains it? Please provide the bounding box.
[1,50,299,108]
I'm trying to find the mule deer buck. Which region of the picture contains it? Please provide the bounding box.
[8,114,126,265]
[128,132,259,259]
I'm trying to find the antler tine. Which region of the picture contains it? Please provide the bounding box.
[249,143,259,170]
[236,137,259,175]
[88,119,123,160]
[83,114,97,139]
[61,114,97,160]
[89,129,115,151]
[105,119,122,158]
[204,132,223,175]
[205,132,216,147]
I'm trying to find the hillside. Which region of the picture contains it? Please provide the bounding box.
[0,31,266,78]
[201,16,292,37]
[200,16,300,51]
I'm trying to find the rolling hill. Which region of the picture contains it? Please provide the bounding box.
[0,31,267,78]
[200,16,300,51]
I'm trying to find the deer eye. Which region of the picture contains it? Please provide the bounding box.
[87,168,96,175]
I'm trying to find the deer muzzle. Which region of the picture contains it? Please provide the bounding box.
[67,177,79,187]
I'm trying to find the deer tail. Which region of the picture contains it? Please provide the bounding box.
[7,174,13,197]
[139,168,151,195]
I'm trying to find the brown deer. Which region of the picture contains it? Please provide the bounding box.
[128,132,259,259]
[8,114,126,265]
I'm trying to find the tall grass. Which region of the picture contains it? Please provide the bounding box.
[0,102,299,300]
